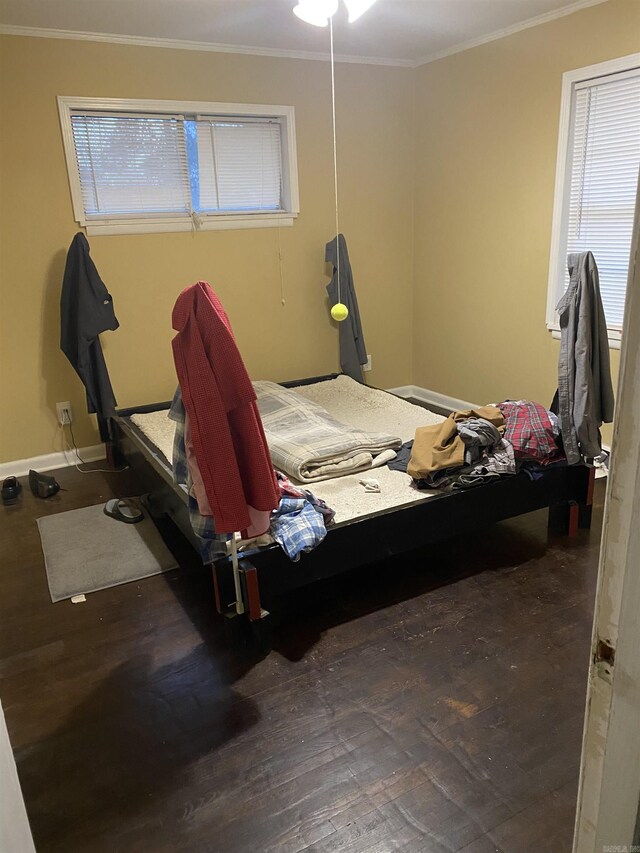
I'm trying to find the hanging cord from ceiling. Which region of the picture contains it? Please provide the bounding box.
[329,15,341,306]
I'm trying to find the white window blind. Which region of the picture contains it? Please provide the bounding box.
[70,112,191,216]
[564,69,640,329]
[195,118,283,212]
[59,98,299,235]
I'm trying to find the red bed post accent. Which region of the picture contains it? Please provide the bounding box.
[568,501,580,538]
[211,565,223,614]
[240,563,263,622]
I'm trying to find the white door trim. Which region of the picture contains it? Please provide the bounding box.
[573,179,640,850]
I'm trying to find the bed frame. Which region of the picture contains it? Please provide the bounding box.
[105,375,595,648]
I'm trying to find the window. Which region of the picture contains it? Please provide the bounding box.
[547,54,640,347]
[58,97,299,235]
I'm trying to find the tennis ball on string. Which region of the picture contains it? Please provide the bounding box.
[331,302,349,322]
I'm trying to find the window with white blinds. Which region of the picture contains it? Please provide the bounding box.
[194,119,283,212]
[58,98,299,235]
[548,56,640,343]
[71,113,192,216]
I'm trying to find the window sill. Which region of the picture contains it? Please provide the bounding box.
[548,326,621,350]
[84,213,296,237]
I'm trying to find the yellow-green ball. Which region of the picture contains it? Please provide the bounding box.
[331,302,349,322]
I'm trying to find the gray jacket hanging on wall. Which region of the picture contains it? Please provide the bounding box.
[554,250,615,464]
[326,234,367,383]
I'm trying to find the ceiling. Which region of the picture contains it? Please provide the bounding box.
[0,0,607,66]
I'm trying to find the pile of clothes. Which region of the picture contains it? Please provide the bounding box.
[392,401,563,491]
[271,472,335,561]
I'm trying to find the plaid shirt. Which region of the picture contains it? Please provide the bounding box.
[169,389,231,563]
[498,401,563,465]
[270,471,335,561]
[270,497,328,561]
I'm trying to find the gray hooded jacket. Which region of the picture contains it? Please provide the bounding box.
[555,251,615,463]
[326,234,367,383]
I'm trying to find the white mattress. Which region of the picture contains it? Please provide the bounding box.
[129,376,444,525]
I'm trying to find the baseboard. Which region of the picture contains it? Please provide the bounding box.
[387,385,479,412]
[0,445,106,479]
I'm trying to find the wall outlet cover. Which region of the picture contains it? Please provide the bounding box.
[56,401,73,425]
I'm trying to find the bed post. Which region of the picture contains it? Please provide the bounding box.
[548,465,595,536]
[579,465,596,529]
[98,414,122,469]
[213,556,271,649]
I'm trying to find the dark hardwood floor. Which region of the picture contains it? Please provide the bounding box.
[0,464,603,852]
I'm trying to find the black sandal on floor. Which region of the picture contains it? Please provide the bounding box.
[103,498,144,524]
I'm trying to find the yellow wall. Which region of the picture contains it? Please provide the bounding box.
[413,0,639,445]
[0,36,415,461]
[1,0,637,463]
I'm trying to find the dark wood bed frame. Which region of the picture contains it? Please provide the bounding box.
[105,374,595,647]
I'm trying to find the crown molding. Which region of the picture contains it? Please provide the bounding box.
[414,0,609,67]
[0,24,415,67]
[0,0,610,71]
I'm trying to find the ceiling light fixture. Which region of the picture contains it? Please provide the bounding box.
[292,0,377,27]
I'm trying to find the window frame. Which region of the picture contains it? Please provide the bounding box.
[57,96,300,236]
[546,52,640,350]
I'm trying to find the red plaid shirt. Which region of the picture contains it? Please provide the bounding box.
[172,282,279,533]
[498,401,563,465]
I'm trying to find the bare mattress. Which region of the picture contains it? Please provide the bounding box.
[129,375,445,525]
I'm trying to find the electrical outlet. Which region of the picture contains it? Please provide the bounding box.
[56,401,73,425]
[363,354,372,372]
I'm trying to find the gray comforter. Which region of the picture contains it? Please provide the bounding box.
[254,381,401,482]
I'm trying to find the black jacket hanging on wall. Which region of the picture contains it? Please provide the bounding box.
[60,233,119,424]
[326,234,367,383]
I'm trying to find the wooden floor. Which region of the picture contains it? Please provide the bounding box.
[0,465,604,853]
